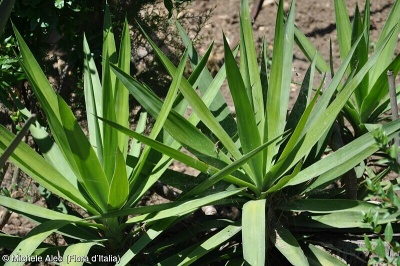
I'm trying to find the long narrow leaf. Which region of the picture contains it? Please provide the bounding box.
[126,189,244,224]
[369,0,400,86]
[58,96,109,212]
[7,220,72,266]
[334,0,351,63]
[264,0,296,170]
[224,34,262,186]
[114,18,131,157]
[137,23,244,163]
[108,149,129,209]
[83,35,103,159]
[130,50,188,189]
[62,243,101,266]
[179,225,241,265]
[0,126,98,214]
[285,119,400,188]
[306,244,347,266]
[98,118,257,191]
[242,200,266,266]
[239,0,264,133]
[271,225,309,266]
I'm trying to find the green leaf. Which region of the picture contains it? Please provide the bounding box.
[271,224,309,266]
[102,4,117,86]
[129,49,188,191]
[360,53,400,123]
[0,114,36,168]
[98,118,256,191]
[280,200,400,229]
[239,0,264,133]
[375,239,386,258]
[224,34,262,186]
[178,225,241,265]
[264,0,296,170]
[0,126,97,214]
[126,189,244,224]
[350,6,369,110]
[117,217,175,264]
[0,195,81,222]
[183,132,286,198]
[364,235,372,250]
[83,34,103,160]
[137,23,244,164]
[285,119,400,188]
[370,0,400,87]
[13,24,80,178]
[102,50,118,181]
[384,223,393,243]
[281,26,396,178]
[334,0,351,63]
[7,220,72,266]
[111,64,216,162]
[176,21,237,137]
[62,243,101,266]
[115,18,131,157]
[107,149,129,210]
[306,244,347,266]
[23,114,78,188]
[278,199,381,213]
[58,96,109,213]
[242,200,266,266]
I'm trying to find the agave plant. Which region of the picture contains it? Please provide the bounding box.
[103,0,400,264]
[296,0,400,137]
[294,0,400,202]
[0,6,243,265]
